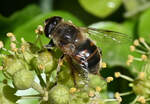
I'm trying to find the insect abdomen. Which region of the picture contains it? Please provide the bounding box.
[74,39,101,74]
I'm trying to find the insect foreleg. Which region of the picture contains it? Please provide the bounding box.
[44,39,55,49]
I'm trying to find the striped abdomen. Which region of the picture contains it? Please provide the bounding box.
[73,39,101,74]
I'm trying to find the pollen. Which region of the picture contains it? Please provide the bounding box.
[130,45,135,52]
[21,45,25,52]
[38,64,44,70]
[95,86,102,92]
[10,42,16,49]
[0,66,3,70]
[141,55,147,61]
[106,77,113,83]
[138,72,145,80]
[133,39,139,46]
[114,72,120,78]
[21,38,25,43]
[127,55,134,65]
[115,92,120,98]
[35,25,44,34]
[88,91,95,97]
[126,60,132,66]
[101,62,107,68]
[114,92,122,103]
[0,41,4,48]
[139,37,145,43]
[137,96,146,104]
[10,42,18,52]
[59,61,63,66]
[128,55,134,60]
[69,88,77,94]
[6,32,14,37]
[117,97,122,103]
[10,36,16,42]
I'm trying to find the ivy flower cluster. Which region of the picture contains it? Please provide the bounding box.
[0,26,120,104]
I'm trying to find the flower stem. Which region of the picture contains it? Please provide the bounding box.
[20,94,41,99]
[119,91,133,96]
[120,74,134,82]
[32,81,44,95]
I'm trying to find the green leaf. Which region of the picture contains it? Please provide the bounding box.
[16,88,39,104]
[3,85,19,102]
[139,8,150,43]
[10,4,42,30]
[89,21,134,66]
[13,11,84,45]
[78,0,122,18]
[123,0,150,17]
[0,84,17,104]
[0,4,42,41]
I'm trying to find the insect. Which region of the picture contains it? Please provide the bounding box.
[44,16,129,85]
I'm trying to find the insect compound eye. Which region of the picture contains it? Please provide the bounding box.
[44,16,62,38]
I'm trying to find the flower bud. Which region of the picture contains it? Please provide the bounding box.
[20,41,39,63]
[88,74,107,90]
[48,85,70,104]
[132,79,150,98]
[31,50,55,73]
[13,69,34,90]
[3,55,29,77]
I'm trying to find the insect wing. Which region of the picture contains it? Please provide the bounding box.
[81,27,131,47]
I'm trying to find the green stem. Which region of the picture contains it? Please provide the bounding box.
[32,81,44,95]
[20,94,41,99]
[120,74,134,82]
[130,96,138,104]
[104,99,117,102]
[119,91,133,96]
[34,68,46,87]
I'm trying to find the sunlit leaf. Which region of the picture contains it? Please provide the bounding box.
[78,0,122,18]
[0,4,42,41]
[139,8,150,43]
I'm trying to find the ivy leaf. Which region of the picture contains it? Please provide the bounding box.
[0,84,18,104]
[139,8,150,43]
[3,85,19,102]
[78,0,122,18]
[123,0,150,17]
[16,88,39,104]
[0,4,42,41]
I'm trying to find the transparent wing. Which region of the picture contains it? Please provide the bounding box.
[81,27,131,45]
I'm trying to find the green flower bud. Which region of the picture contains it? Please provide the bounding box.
[48,85,70,104]
[13,69,34,90]
[132,79,150,97]
[57,63,74,87]
[71,91,89,104]
[132,62,150,97]
[21,39,39,53]
[88,74,107,90]
[20,41,39,63]
[31,50,55,73]
[3,55,29,77]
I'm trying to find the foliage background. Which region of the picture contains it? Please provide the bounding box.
[1,0,150,104]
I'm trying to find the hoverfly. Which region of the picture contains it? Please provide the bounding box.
[44,16,129,85]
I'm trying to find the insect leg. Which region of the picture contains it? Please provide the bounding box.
[66,56,77,87]
[44,39,55,50]
[55,54,65,83]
